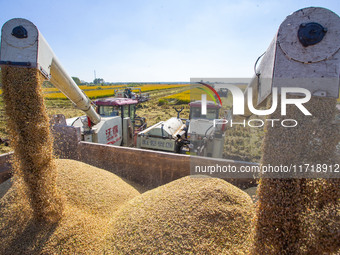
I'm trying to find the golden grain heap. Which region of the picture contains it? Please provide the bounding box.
[1,66,63,222]
[0,159,140,254]
[253,97,340,254]
[107,176,255,255]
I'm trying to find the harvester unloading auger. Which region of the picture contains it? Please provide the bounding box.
[0,18,100,125]
[241,7,340,118]
[235,6,340,179]
[0,18,143,148]
[231,7,340,254]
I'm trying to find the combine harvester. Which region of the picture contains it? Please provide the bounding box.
[114,87,150,103]
[0,6,339,189]
[137,100,225,158]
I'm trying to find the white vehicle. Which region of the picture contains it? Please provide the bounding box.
[137,100,225,158]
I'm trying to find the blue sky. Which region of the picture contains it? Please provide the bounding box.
[1,0,339,82]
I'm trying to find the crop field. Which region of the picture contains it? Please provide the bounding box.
[0,84,190,98]
[161,87,217,104]
[43,84,189,99]
[45,89,117,99]
[136,85,191,125]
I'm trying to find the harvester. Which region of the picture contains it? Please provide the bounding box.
[114,87,150,102]
[0,18,146,147]
[137,100,225,158]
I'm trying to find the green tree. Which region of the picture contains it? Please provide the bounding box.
[94,78,104,85]
[72,76,81,85]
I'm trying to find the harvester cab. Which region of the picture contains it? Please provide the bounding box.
[187,100,225,158]
[189,100,220,120]
[65,97,143,146]
[94,98,137,119]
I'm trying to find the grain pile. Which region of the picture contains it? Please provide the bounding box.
[106,176,255,255]
[1,66,63,222]
[253,97,340,254]
[0,159,140,254]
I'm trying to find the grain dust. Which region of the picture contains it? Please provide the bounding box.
[1,66,63,222]
[253,97,340,254]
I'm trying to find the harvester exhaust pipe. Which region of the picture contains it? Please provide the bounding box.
[0,18,101,125]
